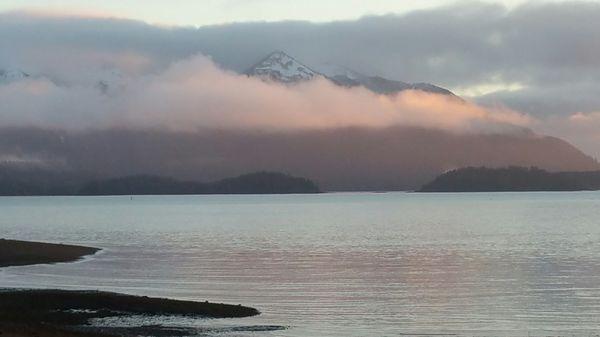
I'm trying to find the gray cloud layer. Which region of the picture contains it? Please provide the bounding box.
[0,55,530,133]
[4,2,600,88]
[1,1,600,156]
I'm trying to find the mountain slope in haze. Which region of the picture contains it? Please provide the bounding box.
[0,164,92,195]
[1,127,596,191]
[245,51,456,96]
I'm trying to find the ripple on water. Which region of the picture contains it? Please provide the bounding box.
[1,193,600,336]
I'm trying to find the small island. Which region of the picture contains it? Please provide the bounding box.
[419,166,600,192]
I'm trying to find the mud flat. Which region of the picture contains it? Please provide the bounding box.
[0,289,263,337]
[0,238,100,267]
[0,240,275,336]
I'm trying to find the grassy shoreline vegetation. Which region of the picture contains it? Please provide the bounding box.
[0,239,268,337]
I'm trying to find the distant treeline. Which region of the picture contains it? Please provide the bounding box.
[80,172,320,195]
[0,168,320,195]
[419,166,600,192]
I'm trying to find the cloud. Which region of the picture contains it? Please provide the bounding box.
[3,2,600,88]
[1,2,600,155]
[0,54,530,133]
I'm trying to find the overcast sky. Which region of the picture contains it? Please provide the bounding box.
[1,1,600,158]
[0,0,570,26]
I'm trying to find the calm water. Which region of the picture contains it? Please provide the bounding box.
[1,192,600,336]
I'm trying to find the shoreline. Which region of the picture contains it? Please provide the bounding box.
[0,238,100,268]
[0,239,268,337]
[0,289,262,337]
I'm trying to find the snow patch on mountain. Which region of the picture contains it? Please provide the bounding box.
[248,51,457,97]
[316,62,456,96]
[0,69,30,84]
[316,63,362,81]
[245,51,320,83]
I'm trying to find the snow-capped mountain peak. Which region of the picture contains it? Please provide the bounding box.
[0,69,30,84]
[245,51,320,83]
[246,51,457,97]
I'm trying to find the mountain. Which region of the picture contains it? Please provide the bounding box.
[0,69,29,84]
[0,66,127,95]
[0,164,92,196]
[246,51,455,96]
[409,83,455,96]
[245,51,320,83]
[1,127,597,191]
[316,63,455,96]
[5,51,454,96]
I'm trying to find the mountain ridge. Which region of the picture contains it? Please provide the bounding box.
[0,127,596,191]
[246,50,456,96]
[3,51,456,97]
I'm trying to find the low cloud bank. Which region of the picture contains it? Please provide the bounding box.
[0,55,530,133]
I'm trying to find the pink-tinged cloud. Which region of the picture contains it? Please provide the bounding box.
[0,54,532,133]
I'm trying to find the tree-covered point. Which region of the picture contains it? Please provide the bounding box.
[79,172,321,195]
[419,166,600,192]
